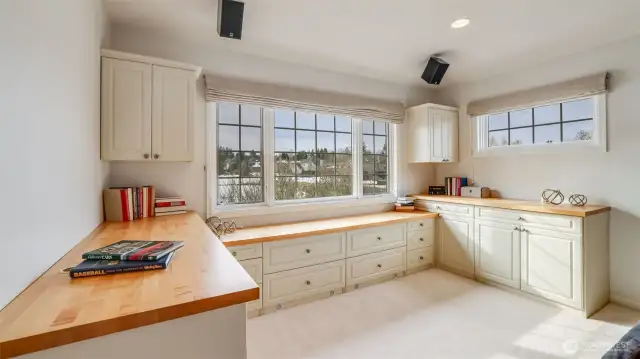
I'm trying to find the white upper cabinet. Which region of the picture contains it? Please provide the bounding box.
[101,50,201,162]
[406,104,458,163]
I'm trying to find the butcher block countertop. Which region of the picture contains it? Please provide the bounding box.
[0,212,258,359]
[411,195,611,217]
[221,211,438,247]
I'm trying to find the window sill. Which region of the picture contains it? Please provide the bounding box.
[209,195,396,218]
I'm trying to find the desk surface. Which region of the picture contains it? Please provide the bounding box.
[0,212,258,359]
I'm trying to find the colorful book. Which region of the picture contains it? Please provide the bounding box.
[156,198,187,207]
[70,252,175,279]
[156,206,187,213]
[155,211,188,217]
[82,240,184,261]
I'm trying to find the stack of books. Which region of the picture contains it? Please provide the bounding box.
[103,186,156,222]
[68,240,184,279]
[444,177,469,196]
[394,197,415,212]
[155,197,187,216]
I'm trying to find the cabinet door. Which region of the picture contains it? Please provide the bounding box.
[437,214,474,276]
[429,108,457,163]
[474,220,520,288]
[406,106,431,163]
[521,227,583,309]
[151,65,195,161]
[101,58,152,161]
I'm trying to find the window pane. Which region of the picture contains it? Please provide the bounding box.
[509,109,532,128]
[363,135,374,154]
[563,120,594,142]
[374,121,387,135]
[534,104,560,124]
[363,154,374,176]
[336,116,352,132]
[240,127,261,151]
[317,153,336,175]
[240,105,261,126]
[240,178,262,203]
[336,133,351,153]
[363,174,375,195]
[218,125,239,150]
[335,176,352,196]
[296,112,315,129]
[218,178,240,204]
[218,102,239,124]
[275,109,294,128]
[488,113,508,130]
[296,177,316,199]
[509,127,533,145]
[375,155,388,175]
[374,135,387,154]
[336,154,352,175]
[488,130,508,147]
[363,120,374,134]
[275,129,295,152]
[534,124,561,144]
[241,152,261,177]
[296,153,316,176]
[563,98,593,121]
[275,176,296,200]
[274,153,295,176]
[317,114,334,131]
[296,130,315,152]
[316,176,335,198]
[317,132,335,153]
[374,175,388,194]
[218,151,240,176]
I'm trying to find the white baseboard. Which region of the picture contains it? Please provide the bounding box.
[611,294,640,311]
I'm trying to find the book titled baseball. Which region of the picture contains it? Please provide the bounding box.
[70,252,175,279]
[82,240,184,261]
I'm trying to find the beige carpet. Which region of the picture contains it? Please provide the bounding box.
[248,269,640,359]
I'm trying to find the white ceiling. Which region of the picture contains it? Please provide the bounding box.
[105,0,640,87]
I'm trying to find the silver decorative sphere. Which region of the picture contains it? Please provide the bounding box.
[541,189,564,205]
[569,194,588,206]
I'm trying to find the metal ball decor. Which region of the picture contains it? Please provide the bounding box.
[569,194,588,207]
[205,216,238,237]
[541,189,564,205]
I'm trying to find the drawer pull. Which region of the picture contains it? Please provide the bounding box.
[377,236,382,241]
[518,216,525,221]
[513,226,519,230]
[420,223,424,227]
[377,264,382,268]
[419,238,424,241]
[436,206,441,210]
[232,252,237,257]
[305,249,311,254]
[522,228,529,233]
[419,256,424,260]
[305,280,311,285]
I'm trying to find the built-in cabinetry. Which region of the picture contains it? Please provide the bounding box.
[417,198,610,317]
[101,50,201,162]
[406,103,458,163]
[226,216,435,317]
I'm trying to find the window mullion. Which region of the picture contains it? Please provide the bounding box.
[354,119,363,198]
[263,109,275,206]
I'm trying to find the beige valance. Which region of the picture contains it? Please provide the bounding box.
[467,72,609,116]
[204,75,405,123]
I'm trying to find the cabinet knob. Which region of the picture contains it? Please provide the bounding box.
[143,153,149,159]
[232,252,236,257]
[305,280,311,285]
[518,216,525,221]
[522,228,529,233]
[377,236,382,241]
[419,256,424,260]
[305,249,311,254]
[419,238,424,241]
[513,226,519,230]
[377,264,382,268]
[153,154,160,159]
[419,223,424,227]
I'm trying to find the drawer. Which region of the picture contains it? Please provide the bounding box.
[475,206,521,223]
[407,219,435,232]
[407,229,434,250]
[347,224,406,257]
[247,284,262,312]
[238,258,262,283]
[263,233,346,274]
[262,260,346,308]
[346,247,406,286]
[407,247,434,269]
[475,207,582,234]
[426,201,473,217]
[228,243,262,261]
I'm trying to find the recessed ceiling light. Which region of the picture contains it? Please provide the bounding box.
[451,18,470,29]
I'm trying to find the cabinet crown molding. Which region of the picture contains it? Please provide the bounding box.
[101,49,202,78]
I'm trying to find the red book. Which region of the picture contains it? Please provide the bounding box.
[156,201,186,207]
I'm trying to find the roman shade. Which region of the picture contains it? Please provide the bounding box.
[204,74,405,123]
[467,72,609,116]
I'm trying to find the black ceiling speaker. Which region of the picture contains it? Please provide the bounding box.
[218,0,244,40]
[421,57,449,85]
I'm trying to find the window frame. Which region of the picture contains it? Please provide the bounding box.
[471,94,607,157]
[206,103,397,217]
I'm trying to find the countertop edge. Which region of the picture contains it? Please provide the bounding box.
[0,286,259,359]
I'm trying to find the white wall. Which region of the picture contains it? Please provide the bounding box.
[435,35,640,308]
[108,25,436,222]
[0,0,109,309]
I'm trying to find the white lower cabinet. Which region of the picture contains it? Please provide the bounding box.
[247,284,263,313]
[474,220,520,288]
[437,214,475,277]
[263,233,346,274]
[346,247,406,286]
[262,260,346,308]
[407,247,434,269]
[520,226,583,309]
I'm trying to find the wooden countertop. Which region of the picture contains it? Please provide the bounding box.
[0,212,259,359]
[411,195,611,217]
[221,211,438,247]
